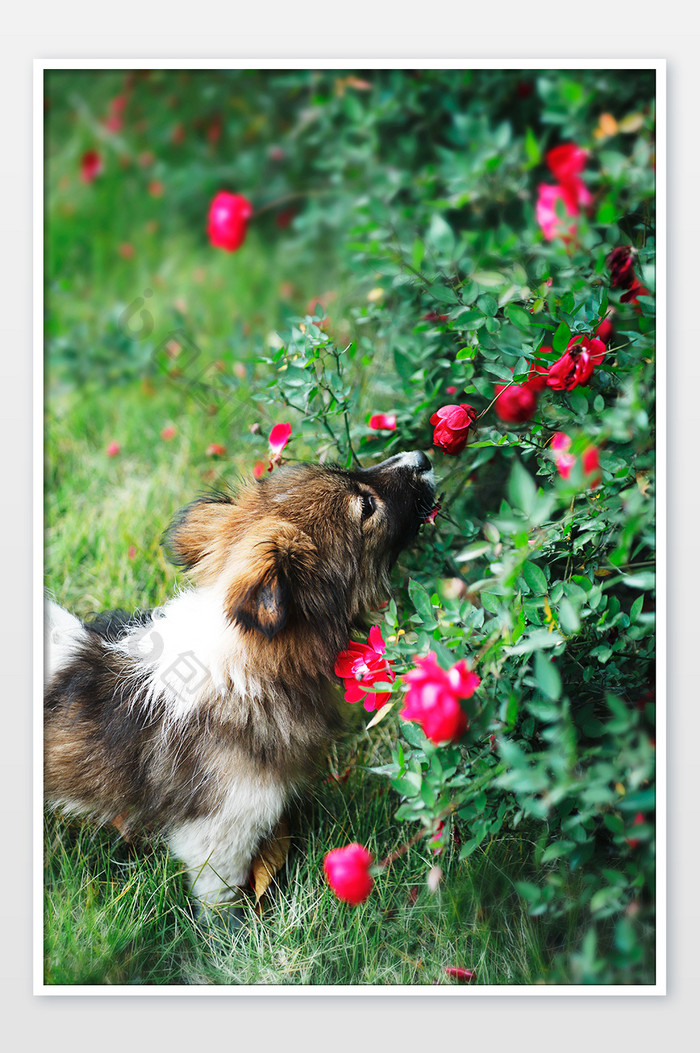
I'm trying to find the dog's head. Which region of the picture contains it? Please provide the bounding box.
[164,452,435,662]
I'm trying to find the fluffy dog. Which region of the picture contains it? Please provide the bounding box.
[44,451,436,909]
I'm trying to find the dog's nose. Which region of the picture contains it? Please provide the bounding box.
[371,450,433,474]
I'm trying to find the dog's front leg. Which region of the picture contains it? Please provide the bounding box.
[167,777,289,909]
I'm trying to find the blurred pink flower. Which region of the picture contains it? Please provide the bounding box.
[80,150,103,183]
[323,843,374,905]
[536,183,578,242]
[206,443,226,457]
[207,191,253,252]
[268,422,292,471]
[160,425,177,441]
[106,441,120,457]
[551,432,577,479]
[368,413,397,431]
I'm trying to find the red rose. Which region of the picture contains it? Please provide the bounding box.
[207,191,253,252]
[80,150,103,183]
[400,652,480,745]
[607,246,637,290]
[547,336,606,391]
[430,403,477,455]
[323,843,374,905]
[525,355,551,393]
[494,383,538,424]
[206,443,226,457]
[546,143,588,183]
[335,625,395,712]
[268,422,291,471]
[594,317,614,344]
[444,966,477,983]
[620,279,651,306]
[368,413,397,431]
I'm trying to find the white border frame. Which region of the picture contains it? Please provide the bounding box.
[33,57,666,996]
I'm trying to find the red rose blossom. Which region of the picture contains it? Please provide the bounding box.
[547,336,606,391]
[80,149,103,183]
[335,625,395,711]
[444,966,477,983]
[494,383,538,425]
[594,317,614,344]
[546,143,588,183]
[206,443,226,457]
[607,246,637,290]
[525,355,551,393]
[268,422,291,472]
[430,403,477,455]
[400,652,480,745]
[323,843,374,905]
[368,413,397,431]
[207,191,253,252]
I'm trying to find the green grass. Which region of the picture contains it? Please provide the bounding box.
[45,724,576,987]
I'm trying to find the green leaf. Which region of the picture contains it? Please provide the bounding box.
[506,303,534,332]
[522,560,548,595]
[507,461,537,515]
[427,213,456,256]
[392,771,422,797]
[471,270,504,288]
[534,651,562,700]
[408,578,438,628]
[553,320,572,353]
[558,598,580,635]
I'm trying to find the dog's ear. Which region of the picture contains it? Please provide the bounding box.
[224,520,317,640]
[163,494,240,582]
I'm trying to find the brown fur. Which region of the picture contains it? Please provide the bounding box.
[45,453,435,902]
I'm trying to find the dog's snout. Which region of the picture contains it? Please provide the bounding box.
[370,450,432,474]
[412,450,432,473]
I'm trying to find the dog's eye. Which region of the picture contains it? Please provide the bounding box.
[361,494,376,521]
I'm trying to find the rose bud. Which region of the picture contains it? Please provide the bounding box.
[207,191,253,252]
[323,843,374,905]
[430,403,477,455]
